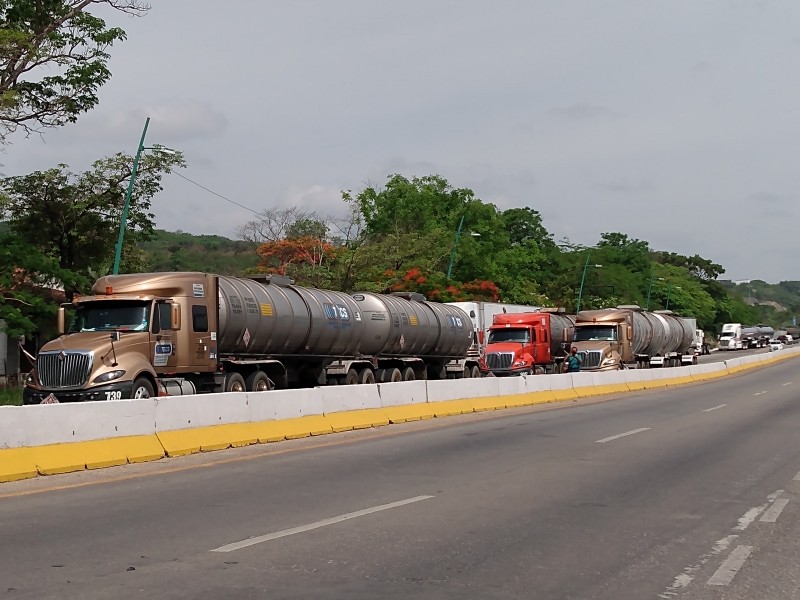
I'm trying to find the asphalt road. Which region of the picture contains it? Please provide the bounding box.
[1,358,799,599]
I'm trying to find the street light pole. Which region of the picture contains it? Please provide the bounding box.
[646,276,664,310]
[446,214,465,280]
[576,253,602,313]
[665,285,681,310]
[112,117,150,275]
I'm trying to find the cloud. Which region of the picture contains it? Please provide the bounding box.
[548,104,620,120]
[596,179,654,193]
[746,192,793,219]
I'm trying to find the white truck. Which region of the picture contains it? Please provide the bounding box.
[718,323,743,350]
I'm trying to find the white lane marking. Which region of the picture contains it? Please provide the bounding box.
[210,495,434,553]
[753,391,768,396]
[707,545,753,586]
[702,404,727,412]
[794,470,800,481]
[760,499,789,523]
[782,382,793,386]
[658,535,737,598]
[595,427,651,444]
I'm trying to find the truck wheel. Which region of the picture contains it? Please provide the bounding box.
[463,367,471,378]
[470,366,481,379]
[402,367,416,382]
[131,377,154,399]
[345,369,359,385]
[225,372,246,392]
[387,368,402,383]
[246,371,272,392]
[359,368,375,385]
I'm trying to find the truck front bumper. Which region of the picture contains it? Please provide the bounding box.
[23,382,134,404]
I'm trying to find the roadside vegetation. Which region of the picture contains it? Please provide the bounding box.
[0,387,23,406]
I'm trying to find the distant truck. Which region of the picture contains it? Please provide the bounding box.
[23,272,480,403]
[480,310,575,376]
[571,306,695,370]
[741,325,774,349]
[718,323,743,350]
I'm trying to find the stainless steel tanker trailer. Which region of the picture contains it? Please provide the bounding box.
[23,272,479,403]
[571,305,696,370]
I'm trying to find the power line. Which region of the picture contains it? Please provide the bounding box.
[168,169,262,216]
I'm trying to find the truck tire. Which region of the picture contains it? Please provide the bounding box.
[246,371,272,392]
[471,365,481,379]
[345,369,359,385]
[463,367,471,378]
[359,368,375,385]
[386,368,402,383]
[225,372,246,392]
[402,367,416,382]
[131,377,154,399]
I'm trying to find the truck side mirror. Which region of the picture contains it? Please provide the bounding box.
[57,307,65,335]
[171,303,181,331]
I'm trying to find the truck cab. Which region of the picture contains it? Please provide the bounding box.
[482,312,570,375]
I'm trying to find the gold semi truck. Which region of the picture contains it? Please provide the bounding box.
[23,272,479,403]
[571,306,696,371]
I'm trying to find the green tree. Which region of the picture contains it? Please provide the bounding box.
[0,0,150,141]
[0,150,185,299]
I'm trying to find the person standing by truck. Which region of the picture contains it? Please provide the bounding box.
[563,347,582,372]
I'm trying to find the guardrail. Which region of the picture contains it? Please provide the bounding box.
[2,347,798,484]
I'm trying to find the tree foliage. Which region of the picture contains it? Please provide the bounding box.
[0,0,150,141]
[0,150,185,299]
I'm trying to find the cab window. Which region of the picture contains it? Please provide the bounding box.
[192,305,208,332]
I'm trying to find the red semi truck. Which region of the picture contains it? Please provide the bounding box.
[481,310,575,376]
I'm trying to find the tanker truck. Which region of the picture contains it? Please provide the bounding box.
[22,272,479,403]
[741,324,774,349]
[480,310,575,376]
[571,306,695,371]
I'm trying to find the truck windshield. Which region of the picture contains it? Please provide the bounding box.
[719,332,734,338]
[69,301,151,333]
[487,329,530,344]
[573,326,617,341]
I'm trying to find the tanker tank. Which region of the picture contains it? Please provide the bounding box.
[216,276,472,359]
[547,313,576,357]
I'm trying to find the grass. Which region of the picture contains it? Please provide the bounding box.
[0,386,23,406]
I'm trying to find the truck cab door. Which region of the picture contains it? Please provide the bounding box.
[151,301,178,373]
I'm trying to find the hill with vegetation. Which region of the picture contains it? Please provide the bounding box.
[139,230,260,275]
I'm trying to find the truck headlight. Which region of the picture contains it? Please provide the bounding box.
[93,370,126,384]
[25,371,37,386]
[601,357,617,366]
[513,360,529,367]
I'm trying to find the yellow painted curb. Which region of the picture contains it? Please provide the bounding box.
[325,408,390,432]
[471,396,504,412]
[384,404,435,423]
[0,447,37,483]
[251,420,287,443]
[279,415,333,439]
[431,400,473,417]
[503,393,535,408]
[625,381,649,391]
[551,388,579,401]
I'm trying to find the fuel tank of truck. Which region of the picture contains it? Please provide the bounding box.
[217,275,365,356]
[351,292,473,358]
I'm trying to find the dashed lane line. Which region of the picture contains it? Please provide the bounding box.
[782,382,793,386]
[753,391,768,396]
[702,404,727,412]
[707,545,753,586]
[595,428,651,444]
[210,495,434,552]
[759,498,789,523]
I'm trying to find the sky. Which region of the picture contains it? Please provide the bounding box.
[3,0,799,283]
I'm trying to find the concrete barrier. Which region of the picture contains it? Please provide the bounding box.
[377,380,434,423]
[4,350,800,485]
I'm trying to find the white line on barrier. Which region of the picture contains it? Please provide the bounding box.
[210,495,434,552]
[759,499,789,523]
[707,545,753,586]
[702,404,727,412]
[595,427,651,444]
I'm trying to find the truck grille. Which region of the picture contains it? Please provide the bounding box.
[579,350,603,369]
[719,339,730,348]
[37,351,93,388]
[485,352,514,370]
